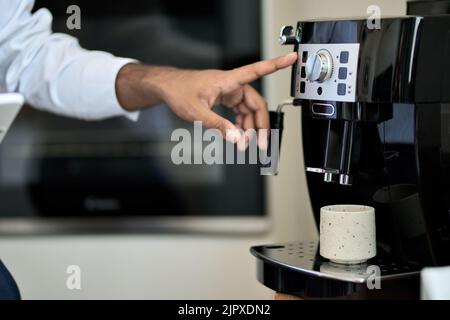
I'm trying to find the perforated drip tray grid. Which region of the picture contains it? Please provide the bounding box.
[251,241,422,284]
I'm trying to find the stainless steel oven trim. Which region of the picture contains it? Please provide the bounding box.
[0,216,270,237]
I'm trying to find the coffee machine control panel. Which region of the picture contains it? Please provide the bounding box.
[295,43,360,103]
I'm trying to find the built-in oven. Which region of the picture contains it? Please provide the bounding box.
[0,0,267,235]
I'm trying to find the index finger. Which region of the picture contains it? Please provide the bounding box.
[229,52,298,87]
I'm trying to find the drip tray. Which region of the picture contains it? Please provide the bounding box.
[251,241,422,299]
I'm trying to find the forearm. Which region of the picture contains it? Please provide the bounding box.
[116,63,178,112]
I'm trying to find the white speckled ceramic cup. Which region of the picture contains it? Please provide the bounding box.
[320,205,376,265]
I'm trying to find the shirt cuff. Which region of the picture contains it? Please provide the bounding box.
[106,57,140,121]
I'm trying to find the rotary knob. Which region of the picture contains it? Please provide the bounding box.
[305,50,333,83]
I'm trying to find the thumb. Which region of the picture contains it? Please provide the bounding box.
[199,109,241,143]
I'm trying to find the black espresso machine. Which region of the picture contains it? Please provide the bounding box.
[251,7,450,299]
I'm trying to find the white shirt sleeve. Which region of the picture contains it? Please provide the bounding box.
[0,0,139,121]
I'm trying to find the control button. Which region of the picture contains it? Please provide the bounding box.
[317,87,323,95]
[337,83,346,96]
[301,66,306,78]
[338,67,348,80]
[300,81,306,93]
[340,51,349,63]
[302,51,308,63]
[312,103,335,117]
[305,50,333,82]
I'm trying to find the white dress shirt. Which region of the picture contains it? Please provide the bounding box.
[0,0,139,121]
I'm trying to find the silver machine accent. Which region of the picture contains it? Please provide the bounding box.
[324,173,335,183]
[339,174,352,186]
[279,25,301,45]
[295,43,360,103]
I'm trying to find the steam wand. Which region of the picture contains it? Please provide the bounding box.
[260,100,294,176]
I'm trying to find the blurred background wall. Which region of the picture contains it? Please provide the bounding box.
[0,0,406,299]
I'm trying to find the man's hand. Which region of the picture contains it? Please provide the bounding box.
[116,52,297,148]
